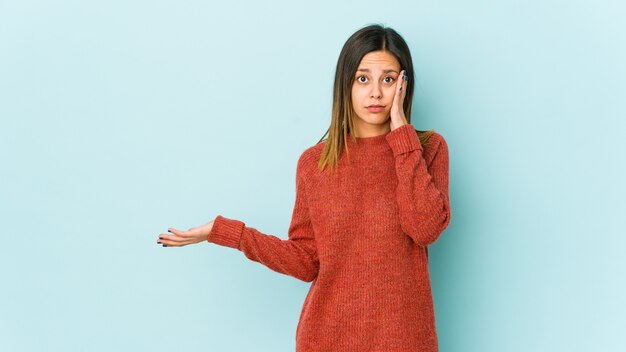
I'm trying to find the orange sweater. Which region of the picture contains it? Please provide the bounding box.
[207,123,451,351]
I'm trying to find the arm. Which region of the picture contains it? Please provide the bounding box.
[385,123,451,246]
[206,153,319,283]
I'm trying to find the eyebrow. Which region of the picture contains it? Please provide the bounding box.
[356,68,399,74]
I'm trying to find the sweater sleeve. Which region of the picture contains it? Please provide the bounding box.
[385,123,451,246]
[206,153,319,283]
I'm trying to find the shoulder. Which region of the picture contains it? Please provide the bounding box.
[415,129,449,166]
[416,129,448,153]
[295,141,325,177]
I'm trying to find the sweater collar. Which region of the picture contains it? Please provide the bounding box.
[344,131,391,152]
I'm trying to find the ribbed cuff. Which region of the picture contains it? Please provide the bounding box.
[385,123,423,156]
[207,215,244,250]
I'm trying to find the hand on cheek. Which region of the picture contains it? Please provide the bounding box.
[389,69,408,131]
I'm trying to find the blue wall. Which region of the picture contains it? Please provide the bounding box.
[1,1,624,351]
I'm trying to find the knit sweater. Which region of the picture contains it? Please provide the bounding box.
[207,123,451,352]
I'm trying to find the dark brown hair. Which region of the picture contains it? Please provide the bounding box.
[316,23,435,173]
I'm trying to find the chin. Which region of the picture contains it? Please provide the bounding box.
[360,111,389,122]
[372,114,391,124]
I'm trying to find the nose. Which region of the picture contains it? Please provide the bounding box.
[370,81,382,99]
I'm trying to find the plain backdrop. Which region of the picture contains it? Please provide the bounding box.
[1,0,624,351]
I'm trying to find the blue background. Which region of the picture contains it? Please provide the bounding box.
[1,0,624,351]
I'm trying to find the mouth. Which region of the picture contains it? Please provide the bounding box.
[366,105,385,113]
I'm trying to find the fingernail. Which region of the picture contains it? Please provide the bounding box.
[157,241,162,244]
[162,244,167,247]
[168,230,172,233]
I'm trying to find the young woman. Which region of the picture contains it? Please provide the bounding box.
[156,24,451,352]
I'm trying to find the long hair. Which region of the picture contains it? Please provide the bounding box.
[316,23,435,174]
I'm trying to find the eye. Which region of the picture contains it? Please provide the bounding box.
[355,75,396,84]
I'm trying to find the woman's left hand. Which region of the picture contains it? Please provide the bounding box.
[389,69,409,131]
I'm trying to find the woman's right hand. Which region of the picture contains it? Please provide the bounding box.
[156,219,215,247]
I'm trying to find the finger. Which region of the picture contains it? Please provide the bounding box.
[159,233,186,243]
[157,236,186,247]
[401,70,407,97]
[403,72,407,96]
[169,227,192,238]
[160,236,194,247]
[157,228,186,245]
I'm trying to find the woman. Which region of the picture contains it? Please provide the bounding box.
[156,24,451,352]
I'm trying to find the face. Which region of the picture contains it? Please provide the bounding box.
[350,50,401,136]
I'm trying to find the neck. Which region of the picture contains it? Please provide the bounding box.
[351,121,391,138]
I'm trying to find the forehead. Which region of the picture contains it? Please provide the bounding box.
[357,51,400,72]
